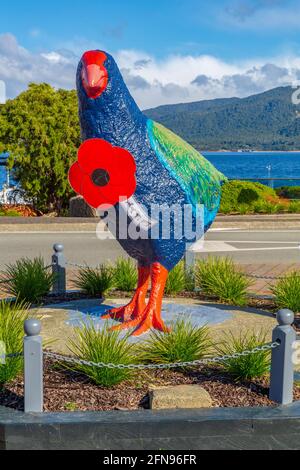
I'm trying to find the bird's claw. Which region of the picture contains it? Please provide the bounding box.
[102,305,133,322]
[110,306,170,336]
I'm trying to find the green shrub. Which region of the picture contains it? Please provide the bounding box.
[220,180,277,214]
[288,201,300,213]
[195,256,252,306]
[68,323,137,387]
[217,330,271,381]
[139,319,212,365]
[236,204,251,215]
[0,207,21,217]
[0,257,55,303]
[185,266,196,292]
[261,201,280,214]
[276,186,300,200]
[0,300,30,384]
[271,271,300,312]
[73,264,114,297]
[165,262,186,295]
[113,258,137,292]
[219,203,232,215]
[253,201,265,213]
[275,203,287,213]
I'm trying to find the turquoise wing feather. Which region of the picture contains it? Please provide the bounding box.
[147,120,226,219]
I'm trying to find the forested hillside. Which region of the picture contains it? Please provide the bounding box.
[145,87,300,151]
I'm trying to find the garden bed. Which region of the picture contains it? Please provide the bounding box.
[1,358,300,413]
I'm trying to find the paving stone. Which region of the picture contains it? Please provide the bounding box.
[149,385,213,410]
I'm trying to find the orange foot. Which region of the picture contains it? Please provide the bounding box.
[111,304,170,336]
[102,299,147,323]
[102,265,150,323]
[111,262,170,337]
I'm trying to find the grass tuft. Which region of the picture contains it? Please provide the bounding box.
[0,257,55,303]
[68,322,137,387]
[138,319,212,366]
[113,258,138,292]
[0,300,30,385]
[217,330,271,381]
[73,264,114,297]
[195,256,252,306]
[271,271,300,313]
[165,262,186,295]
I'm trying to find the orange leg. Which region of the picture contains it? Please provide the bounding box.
[103,265,150,322]
[111,262,170,336]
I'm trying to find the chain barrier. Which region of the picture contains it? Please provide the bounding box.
[66,261,101,270]
[44,341,280,371]
[246,273,282,281]
[66,260,283,282]
[44,264,54,271]
[0,353,23,360]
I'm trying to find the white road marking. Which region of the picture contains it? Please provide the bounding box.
[216,240,300,244]
[0,231,98,235]
[195,244,300,253]
[190,241,237,252]
[229,246,300,252]
[209,228,242,232]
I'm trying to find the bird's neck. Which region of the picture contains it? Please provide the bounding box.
[79,87,148,148]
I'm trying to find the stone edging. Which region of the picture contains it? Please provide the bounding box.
[1,402,300,450]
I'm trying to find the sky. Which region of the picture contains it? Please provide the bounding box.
[1,0,300,108]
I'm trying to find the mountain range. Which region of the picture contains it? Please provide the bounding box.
[144,86,300,151]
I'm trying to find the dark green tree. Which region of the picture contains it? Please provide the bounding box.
[0,83,81,214]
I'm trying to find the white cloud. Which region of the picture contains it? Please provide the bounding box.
[0,33,76,98]
[0,33,299,109]
[118,51,299,109]
[41,51,72,64]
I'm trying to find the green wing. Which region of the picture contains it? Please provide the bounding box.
[147,120,226,213]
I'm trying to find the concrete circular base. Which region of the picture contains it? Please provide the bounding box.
[65,301,233,341]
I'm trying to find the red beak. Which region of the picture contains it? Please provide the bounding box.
[81,51,108,99]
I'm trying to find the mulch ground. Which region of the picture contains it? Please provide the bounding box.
[1,358,300,412]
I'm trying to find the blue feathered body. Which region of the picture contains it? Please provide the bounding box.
[77,53,225,271]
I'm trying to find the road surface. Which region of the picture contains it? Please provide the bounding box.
[0,227,300,268]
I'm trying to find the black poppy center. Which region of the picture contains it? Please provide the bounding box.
[91,168,110,187]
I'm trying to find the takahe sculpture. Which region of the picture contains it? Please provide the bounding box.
[69,50,225,336]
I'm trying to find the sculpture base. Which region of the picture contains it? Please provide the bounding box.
[66,301,233,342]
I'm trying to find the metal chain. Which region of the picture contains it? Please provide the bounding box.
[246,273,282,281]
[44,264,54,271]
[66,261,94,270]
[44,341,280,371]
[0,353,23,360]
[66,260,283,282]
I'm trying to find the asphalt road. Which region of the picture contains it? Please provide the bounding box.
[1,228,300,268]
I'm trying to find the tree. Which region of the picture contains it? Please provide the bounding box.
[0,83,81,214]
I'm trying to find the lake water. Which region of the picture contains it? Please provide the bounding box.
[203,152,300,187]
[0,167,10,188]
[2,152,300,190]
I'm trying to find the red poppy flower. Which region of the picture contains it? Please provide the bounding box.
[69,139,137,209]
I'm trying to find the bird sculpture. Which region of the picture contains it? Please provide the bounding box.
[69,50,225,336]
